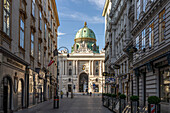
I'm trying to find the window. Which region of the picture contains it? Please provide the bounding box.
[39,11,42,31]
[160,69,170,103]
[38,43,41,62]
[142,29,146,50]
[69,69,72,75]
[44,0,46,12]
[69,61,72,66]
[149,21,154,48]
[31,33,34,56]
[159,9,166,43]
[143,0,146,12]
[136,36,139,50]
[137,0,140,20]
[3,0,11,36]
[20,19,24,48]
[96,68,99,75]
[96,61,99,65]
[32,0,35,16]
[68,78,71,82]
[44,24,47,39]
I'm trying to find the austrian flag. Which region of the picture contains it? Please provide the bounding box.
[48,60,55,66]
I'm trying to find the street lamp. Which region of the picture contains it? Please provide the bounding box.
[53,46,69,109]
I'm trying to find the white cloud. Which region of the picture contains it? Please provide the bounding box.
[60,12,104,24]
[88,0,105,9]
[58,32,66,36]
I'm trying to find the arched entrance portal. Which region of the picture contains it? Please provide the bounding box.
[3,76,12,113]
[79,73,88,92]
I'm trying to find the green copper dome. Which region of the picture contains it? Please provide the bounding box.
[75,22,96,40]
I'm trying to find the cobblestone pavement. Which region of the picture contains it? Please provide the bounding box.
[15,95,112,113]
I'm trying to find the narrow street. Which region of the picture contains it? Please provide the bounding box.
[15,95,112,113]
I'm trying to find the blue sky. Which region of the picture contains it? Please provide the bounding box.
[55,0,105,52]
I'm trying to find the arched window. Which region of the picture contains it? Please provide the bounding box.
[69,69,72,75]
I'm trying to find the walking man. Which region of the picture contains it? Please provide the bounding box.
[67,91,69,98]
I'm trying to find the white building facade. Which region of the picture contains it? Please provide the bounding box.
[58,23,105,94]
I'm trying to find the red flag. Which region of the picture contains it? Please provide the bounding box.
[48,60,54,66]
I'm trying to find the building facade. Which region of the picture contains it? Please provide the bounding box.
[102,0,133,101]
[0,0,59,112]
[131,0,170,112]
[103,0,170,112]
[58,23,105,94]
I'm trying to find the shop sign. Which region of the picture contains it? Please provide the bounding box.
[7,58,24,69]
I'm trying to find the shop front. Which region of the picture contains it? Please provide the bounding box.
[0,48,29,112]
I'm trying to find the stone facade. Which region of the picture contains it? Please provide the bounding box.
[58,23,105,94]
[0,0,59,112]
[103,0,170,112]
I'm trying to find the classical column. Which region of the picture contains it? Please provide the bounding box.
[63,60,65,75]
[65,60,67,75]
[103,61,105,72]
[92,60,94,75]
[99,60,102,76]
[76,60,78,75]
[73,60,75,75]
[89,60,91,75]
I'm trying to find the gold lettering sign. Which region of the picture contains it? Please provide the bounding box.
[7,58,23,69]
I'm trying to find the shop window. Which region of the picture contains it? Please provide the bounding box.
[159,9,166,43]
[160,69,170,103]
[149,21,154,48]
[3,0,11,36]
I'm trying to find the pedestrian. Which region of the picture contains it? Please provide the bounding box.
[67,91,69,98]
[90,92,92,96]
[61,91,63,99]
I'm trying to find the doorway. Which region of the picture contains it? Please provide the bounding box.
[79,73,88,92]
[3,77,12,113]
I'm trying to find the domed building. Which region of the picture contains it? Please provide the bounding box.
[58,22,105,94]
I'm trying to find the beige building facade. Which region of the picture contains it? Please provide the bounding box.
[0,0,59,112]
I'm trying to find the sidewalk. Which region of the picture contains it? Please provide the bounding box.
[15,95,112,113]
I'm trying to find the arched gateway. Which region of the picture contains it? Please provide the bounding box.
[79,73,88,92]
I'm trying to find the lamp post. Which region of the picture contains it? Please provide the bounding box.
[53,46,69,109]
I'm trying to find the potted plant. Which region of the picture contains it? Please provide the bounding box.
[148,96,160,113]
[119,94,126,113]
[130,96,139,113]
[112,94,117,110]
